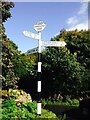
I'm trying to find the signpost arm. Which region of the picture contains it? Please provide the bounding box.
[37,32,42,115]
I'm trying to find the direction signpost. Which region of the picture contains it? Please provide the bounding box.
[26,47,38,54]
[34,21,46,32]
[42,41,66,47]
[23,31,40,40]
[23,20,66,116]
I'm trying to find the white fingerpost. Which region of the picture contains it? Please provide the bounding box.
[23,20,66,116]
[34,21,46,116]
[37,31,42,115]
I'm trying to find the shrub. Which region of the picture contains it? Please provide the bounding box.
[72,99,79,106]
[41,98,79,106]
[22,101,37,114]
[36,109,58,119]
[2,89,32,106]
[1,98,58,119]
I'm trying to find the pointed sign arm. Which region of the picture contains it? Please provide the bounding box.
[42,41,66,47]
[23,31,40,40]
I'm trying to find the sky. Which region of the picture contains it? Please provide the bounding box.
[4,1,88,53]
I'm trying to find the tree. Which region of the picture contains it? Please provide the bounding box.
[58,29,90,69]
[41,46,85,99]
[2,1,14,22]
[2,36,20,90]
[11,52,38,100]
[1,1,19,90]
[12,53,37,78]
[40,29,90,99]
[58,29,90,93]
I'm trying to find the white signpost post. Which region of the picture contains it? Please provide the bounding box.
[23,20,66,116]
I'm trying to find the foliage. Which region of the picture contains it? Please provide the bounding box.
[22,101,37,113]
[1,0,90,102]
[37,109,58,119]
[2,33,20,90]
[62,29,90,69]
[12,53,36,78]
[40,29,90,99]
[1,1,20,90]
[58,29,90,92]
[71,99,80,106]
[1,0,37,97]
[14,29,90,100]
[2,89,32,105]
[13,53,38,100]
[1,98,58,119]
[42,46,85,98]
[41,98,79,107]
[2,1,14,22]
